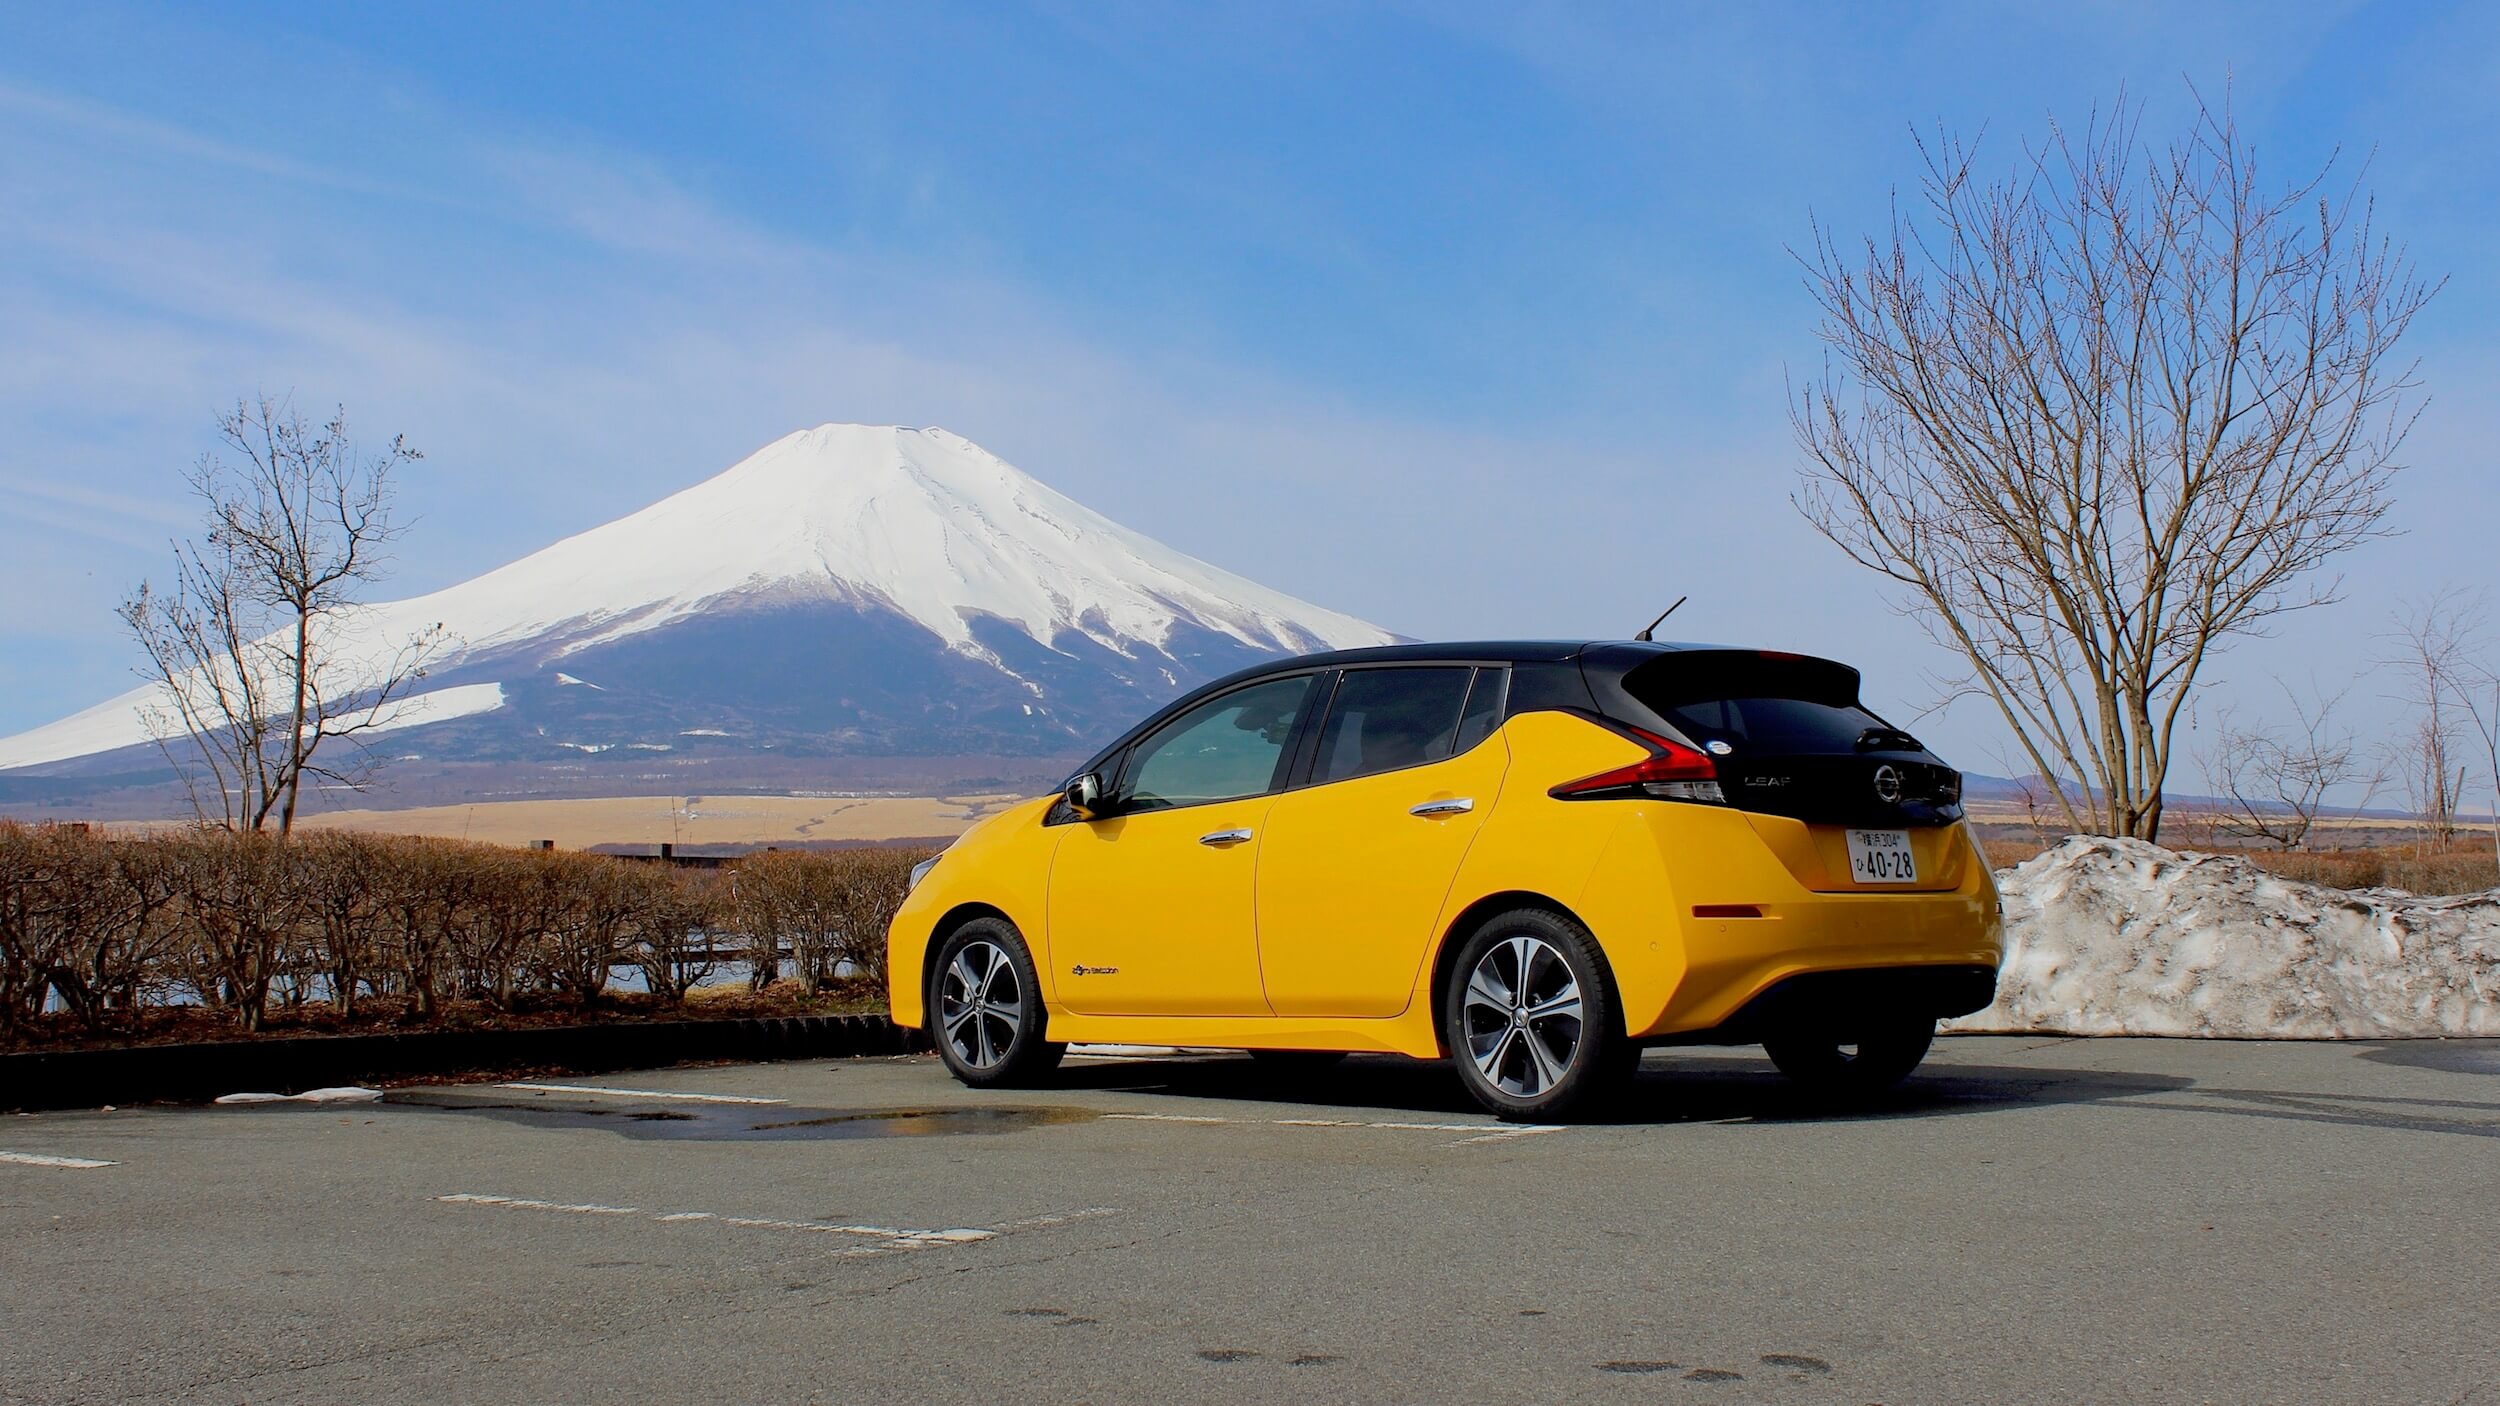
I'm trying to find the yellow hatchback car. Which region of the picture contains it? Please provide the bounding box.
[888,641,2002,1119]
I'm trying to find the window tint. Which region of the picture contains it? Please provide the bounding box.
[1122,675,1315,809]
[1622,652,1888,754]
[1654,695,1887,753]
[1455,667,1507,751]
[1311,667,1473,785]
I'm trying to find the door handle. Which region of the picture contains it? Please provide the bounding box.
[1409,797,1475,817]
[1198,827,1254,847]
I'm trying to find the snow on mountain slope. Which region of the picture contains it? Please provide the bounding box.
[0,425,1397,770]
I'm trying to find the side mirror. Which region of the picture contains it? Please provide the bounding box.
[1064,772,1104,819]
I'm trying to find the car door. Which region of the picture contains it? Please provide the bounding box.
[1049,672,1319,1017]
[1256,666,1510,1017]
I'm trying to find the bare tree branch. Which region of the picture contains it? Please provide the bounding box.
[1791,86,2437,840]
[2199,678,2361,850]
[120,396,448,834]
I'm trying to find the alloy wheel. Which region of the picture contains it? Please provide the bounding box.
[1461,933,1585,1098]
[938,939,1022,1070]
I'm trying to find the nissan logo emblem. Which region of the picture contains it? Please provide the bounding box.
[1872,764,1904,804]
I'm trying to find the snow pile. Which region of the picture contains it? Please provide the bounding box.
[1948,836,2500,1039]
[213,1087,383,1105]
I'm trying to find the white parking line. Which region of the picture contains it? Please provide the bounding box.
[985,1206,1122,1234]
[1100,1112,1564,1144]
[433,1194,1117,1259]
[0,1150,117,1169]
[492,1083,787,1106]
[437,1193,638,1215]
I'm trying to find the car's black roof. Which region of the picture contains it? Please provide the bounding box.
[1258,638,1732,670]
[1072,637,1852,779]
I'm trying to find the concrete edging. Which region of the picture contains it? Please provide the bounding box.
[2,1014,931,1112]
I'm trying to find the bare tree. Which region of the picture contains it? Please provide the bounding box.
[2462,671,2500,883]
[2385,588,2499,871]
[2461,672,2500,883]
[2200,680,2363,850]
[2381,589,2479,847]
[120,398,447,833]
[1792,88,2437,840]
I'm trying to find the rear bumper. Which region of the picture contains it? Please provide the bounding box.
[1646,963,1999,1045]
[1570,806,2003,1041]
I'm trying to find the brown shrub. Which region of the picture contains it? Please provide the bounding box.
[727,848,924,996]
[0,830,927,1045]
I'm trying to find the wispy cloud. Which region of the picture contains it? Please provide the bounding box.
[0,79,415,200]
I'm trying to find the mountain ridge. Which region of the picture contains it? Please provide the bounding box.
[0,425,1399,785]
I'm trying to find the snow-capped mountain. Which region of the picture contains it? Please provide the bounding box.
[0,425,1399,783]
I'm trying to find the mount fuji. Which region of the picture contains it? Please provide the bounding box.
[0,424,1399,807]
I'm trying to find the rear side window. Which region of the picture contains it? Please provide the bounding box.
[1311,667,1474,785]
[1123,674,1316,809]
[1454,667,1507,751]
[1623,653,1888,754]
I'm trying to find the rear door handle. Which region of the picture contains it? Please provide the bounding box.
[1198,827,1254,847]
[1409,798,1474,818]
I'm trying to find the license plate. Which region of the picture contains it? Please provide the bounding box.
[1845,828,1917,884]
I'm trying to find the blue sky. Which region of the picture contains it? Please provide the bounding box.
[1,1,2493,781]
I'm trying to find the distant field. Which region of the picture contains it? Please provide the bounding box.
[293,792,1028,850]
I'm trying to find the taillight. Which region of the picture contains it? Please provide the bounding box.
[1549,725,1727,804]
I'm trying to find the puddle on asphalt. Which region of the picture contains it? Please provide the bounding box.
[382,1091,1101,1142]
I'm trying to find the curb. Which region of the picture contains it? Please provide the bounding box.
[1,1015,932,1112]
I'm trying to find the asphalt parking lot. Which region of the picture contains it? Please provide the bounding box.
[4,1036,2496,1406]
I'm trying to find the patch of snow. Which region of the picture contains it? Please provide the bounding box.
[213,1087,383,1105]
[553,672,605,689]
[358,682,506,737]
[0,426,1395,770]
[0,680,506,771]
[626,742,672,751]
[680,728,731,737]
[1949,837,2499,1039]
[556,741,613,754]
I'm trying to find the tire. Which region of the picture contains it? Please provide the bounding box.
[928,918,1065,1088]
[1763,1016,1935,1097]
[1443,907,1634,1121]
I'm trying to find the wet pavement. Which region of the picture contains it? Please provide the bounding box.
[3,1037,2496,1404]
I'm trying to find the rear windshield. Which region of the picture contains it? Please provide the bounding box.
[1622,653,1891,754]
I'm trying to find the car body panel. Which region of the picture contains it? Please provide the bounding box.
[1741,811,1971,893]
[887,794,1060,1032]
[1256,732,1509,1017]
[1049,796,1278,1016]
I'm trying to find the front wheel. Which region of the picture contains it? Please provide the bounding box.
[929,919,1064,1087]
[1763,1017,1934,1097]
[1444,908,1633,1121]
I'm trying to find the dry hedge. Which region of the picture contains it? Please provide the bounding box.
[0,822,929,1043]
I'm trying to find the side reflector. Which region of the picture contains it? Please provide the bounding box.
[1692,904,1763,919]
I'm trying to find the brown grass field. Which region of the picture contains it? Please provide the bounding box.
[93,789,2497,893]
[288,792,1028,850]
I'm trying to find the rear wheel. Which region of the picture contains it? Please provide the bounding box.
[1444,907,1633,1121]
[929,919,1065,1087]
[1763,1017,1934,1096]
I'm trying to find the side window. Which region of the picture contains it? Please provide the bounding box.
[1310,667,1473,786]
[1454,667,1508,752]
[1121,675,1315,810]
